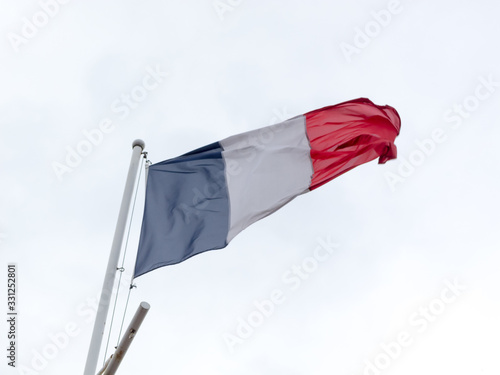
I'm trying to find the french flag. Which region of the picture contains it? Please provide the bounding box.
[134,98,401,277]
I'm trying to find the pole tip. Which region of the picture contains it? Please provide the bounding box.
[132,139,145,150]
[140,301,151,310]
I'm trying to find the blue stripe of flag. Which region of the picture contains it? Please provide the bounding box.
[134,142,230,277]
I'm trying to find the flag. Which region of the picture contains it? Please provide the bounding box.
[134,98,401,277]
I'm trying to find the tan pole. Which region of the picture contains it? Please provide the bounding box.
[102,302,151,375]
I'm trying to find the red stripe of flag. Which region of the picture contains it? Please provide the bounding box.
[305,98,401,191]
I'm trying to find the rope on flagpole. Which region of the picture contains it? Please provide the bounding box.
[116,152,150,346]
[115,282,136,349]
[102,152,146,364]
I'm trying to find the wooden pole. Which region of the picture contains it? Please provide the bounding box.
[100,302,151,375]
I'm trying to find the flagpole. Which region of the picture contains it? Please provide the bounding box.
[99,302,150,375]
[84,139,145,375]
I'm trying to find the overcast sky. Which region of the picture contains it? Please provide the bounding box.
[1,0,499,374]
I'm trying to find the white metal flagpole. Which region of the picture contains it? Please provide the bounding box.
[84,139,145,375]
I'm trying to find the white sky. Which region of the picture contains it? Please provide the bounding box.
[1,0,499,374]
